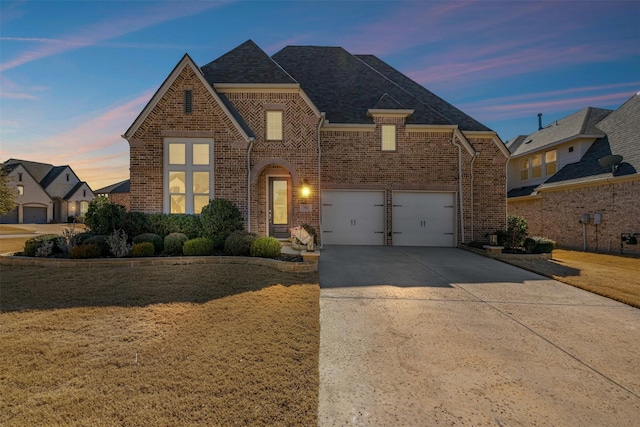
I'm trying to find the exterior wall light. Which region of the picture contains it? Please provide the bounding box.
[300,179,311,198]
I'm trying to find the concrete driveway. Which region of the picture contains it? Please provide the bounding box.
[318,246,640,426]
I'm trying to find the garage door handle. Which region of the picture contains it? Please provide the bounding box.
[444,232,454,235]
[323,203,333,206]
[323,230,333,233]
[393,204,402,207]
[374,231,384,234]
[393,232,402,234]
[374,204,384,207]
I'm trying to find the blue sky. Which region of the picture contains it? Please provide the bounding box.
[1,0,638,189]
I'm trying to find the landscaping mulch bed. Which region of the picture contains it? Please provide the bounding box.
[0,263,320,426]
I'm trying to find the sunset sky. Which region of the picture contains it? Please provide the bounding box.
[1,0,638,190]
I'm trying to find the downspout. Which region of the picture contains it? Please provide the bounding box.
[470,153,478,241]
[246,137,255,232]
[317,112,326,248]
[451,130,465,244]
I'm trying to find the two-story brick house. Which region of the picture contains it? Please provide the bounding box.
[124,40,509,246]
[507,93,640,254]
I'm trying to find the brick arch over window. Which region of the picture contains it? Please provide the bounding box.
[250,158,300,185]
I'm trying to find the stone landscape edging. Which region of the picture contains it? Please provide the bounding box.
[0,253,318,273]
[459,244,552,260]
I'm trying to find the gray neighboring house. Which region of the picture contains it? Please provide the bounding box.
[0,159,95,224]
[507,92,640,254]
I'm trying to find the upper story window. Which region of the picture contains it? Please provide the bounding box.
[184,90,193,114]
[519,148,557,181]
[18,173,23,182]
[17,185,24,196]
[266,111,283,140]
[164,138,213,214]
[66,174,70,181]
[545,150,557,175]
[381,124,396,151]
[83,189,86,198]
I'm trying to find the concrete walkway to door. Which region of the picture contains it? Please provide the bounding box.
[318,246,640,426]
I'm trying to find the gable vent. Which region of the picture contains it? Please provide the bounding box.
[184,90,193,114]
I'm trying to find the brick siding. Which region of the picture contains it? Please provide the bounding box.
[508,178,640,255]
[108,193,130,211]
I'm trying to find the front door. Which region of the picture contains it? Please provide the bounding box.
[269,177,291,238]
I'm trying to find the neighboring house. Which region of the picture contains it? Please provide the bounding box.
[123,40,509,246]
[0,159,95,224]
[95,179,131,211]
[507,92,640,254]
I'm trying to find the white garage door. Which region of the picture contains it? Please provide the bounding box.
[322,190,385,245]
[392,192,455,247]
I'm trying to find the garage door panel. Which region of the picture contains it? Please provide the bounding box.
[322,191,385,245]
[0,207,18,224]
[23,206,47,224]
[392,192,455,247]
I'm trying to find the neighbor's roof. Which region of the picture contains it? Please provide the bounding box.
[63,181,90,200]
[95,179,130,194]
[4,158,55,183]
[507,107,612,157]
[272,45,491,130]
[39,166,69,189]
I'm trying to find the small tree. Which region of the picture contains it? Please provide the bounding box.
[199,199,244,249]
[500,215,529,250]
[84,196,126,235]
[0,167,16,215]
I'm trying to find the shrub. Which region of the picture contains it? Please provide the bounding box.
[497,215,528,250]
[132,233,163,254]
[82,235,110,256]
[23,234,66,257]
[164,232,189,256]
[148,214,202,239]
[250,236,282,259]
[84,196,126,235]
[131,242,155,257]
[69,244,101,259]
[183,237,214,256]
[35,240,55,257]
[73,232,95,246]
[106,229,132,258]
[122,212,153,237]
[224,230,257,256]
[525,236,556,254]
[200,199,244,249]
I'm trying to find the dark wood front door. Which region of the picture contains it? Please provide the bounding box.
[269,177,291,238]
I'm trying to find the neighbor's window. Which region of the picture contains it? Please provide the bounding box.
[545,150,557,175]
[80,201,89,216]
[520,159,530,180]
[381,124,396,151]
[266,111,283,140]
[184,90,193,114]
[17,185,24,196]
[165,138,213,214]
[531,154,542,179]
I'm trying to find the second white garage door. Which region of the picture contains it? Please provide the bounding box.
[392,192,455,247]
[322,190,385,245]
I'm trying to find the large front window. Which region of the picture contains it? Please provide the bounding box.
[164,138,214,214]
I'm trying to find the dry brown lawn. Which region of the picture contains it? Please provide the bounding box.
[500,249,640,308]
[0,264,320,426]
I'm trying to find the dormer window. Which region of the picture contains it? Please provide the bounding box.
[381,124,396,151]
[266,111,283,141]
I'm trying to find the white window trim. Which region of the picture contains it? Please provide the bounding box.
[163,137,214,214]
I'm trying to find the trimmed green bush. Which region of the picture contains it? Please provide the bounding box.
[82,235,110,256]
[132,233,163,254]
[224,230,257,256]
[131,242,155,257]
[525,236,556,254]
[250,236,282,259]
[72,232,94,246]
[122,212,154,237]
[183,237,214,256]
[84,196,126,235]
[23,234,66,257]
[69,244,101,259]
[148,214,202,239]
[164,232,188,256]
[200,199,244,249]
[496,215,529,250]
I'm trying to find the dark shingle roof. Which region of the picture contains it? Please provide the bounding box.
[509,107,612,157]
[538,93,639,188]
[63,181,87,200]
[371,93,407,110]
[4,159,54,183]
[201,40,296,85]
[507,185,539,198]
[40,166,68,189]
[272,46,489,129]
[95,179,130,194]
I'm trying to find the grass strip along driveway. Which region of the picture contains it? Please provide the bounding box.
[0,264,319,426]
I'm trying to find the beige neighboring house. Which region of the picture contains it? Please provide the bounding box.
[507,92,640,254]
[0,159,95,224]
[123,40,509,247]
[95,179,130,211]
